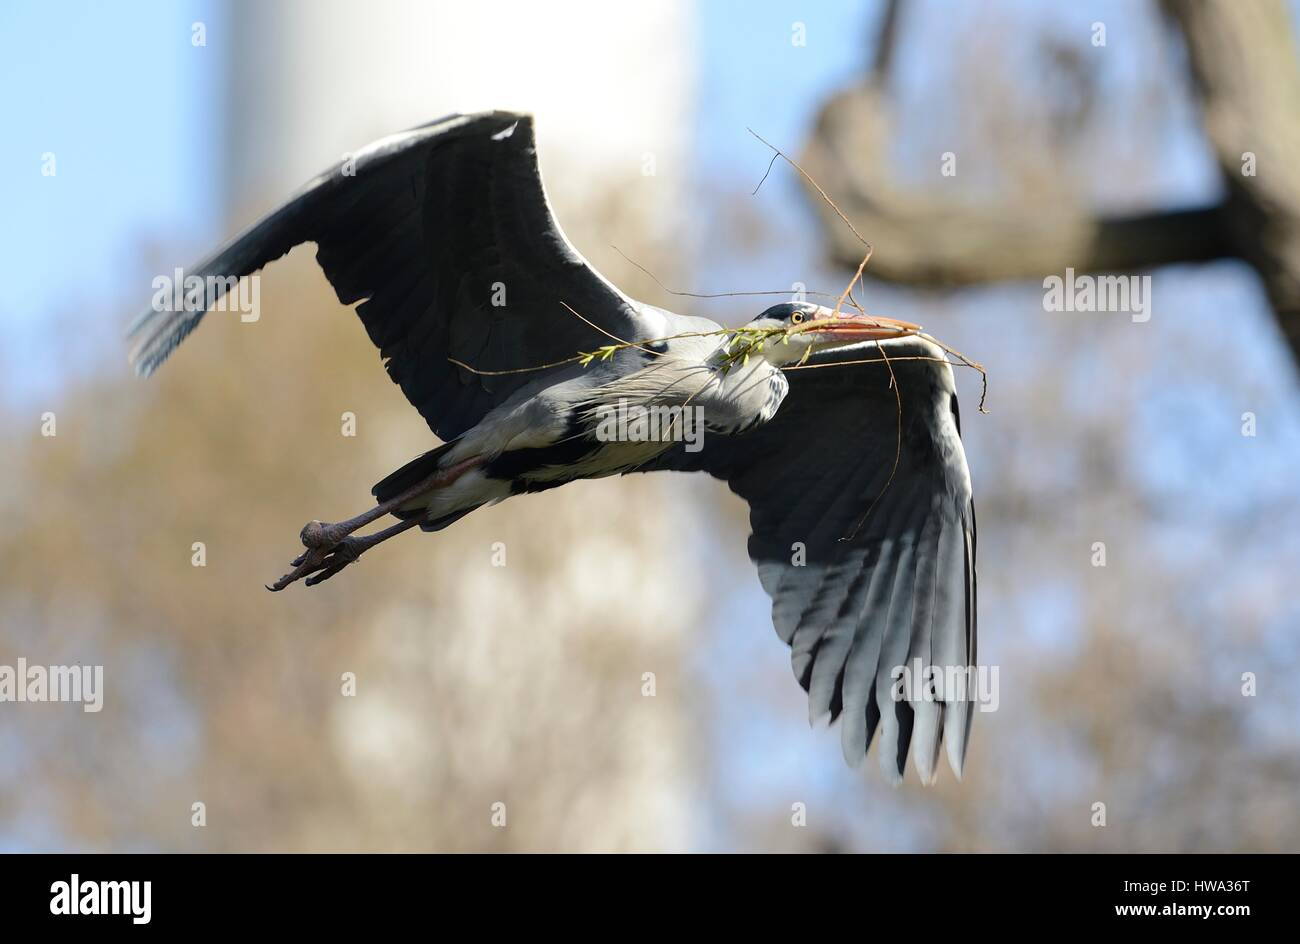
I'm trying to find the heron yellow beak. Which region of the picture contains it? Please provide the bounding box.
[799,310,921,341]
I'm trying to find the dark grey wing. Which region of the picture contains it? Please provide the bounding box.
[649,338,977,783]
[129,111,648,442]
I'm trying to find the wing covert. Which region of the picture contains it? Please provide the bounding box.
[129,111,649,442]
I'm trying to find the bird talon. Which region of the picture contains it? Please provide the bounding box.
[268,535,366,591]
[266,543,330,591]
[303,549,358,587]
[266,573,297,593]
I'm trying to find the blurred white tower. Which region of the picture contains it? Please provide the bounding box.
[223,0,693,233]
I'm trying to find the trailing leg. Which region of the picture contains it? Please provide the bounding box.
[265,454,483,592]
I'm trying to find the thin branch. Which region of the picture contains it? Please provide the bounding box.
[752,151,781,195]
[748,127,873,250]
[609,245,864,312]
[448,354,585,376]
[872,0,903,87]
[746,127,876,319]
[560,301,662,357]
[833,247,873,319]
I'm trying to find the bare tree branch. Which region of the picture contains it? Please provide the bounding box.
[802,85,1232,285]
[1163,0,1300,357]
[801,0,1300,365]
[872,0,902,86]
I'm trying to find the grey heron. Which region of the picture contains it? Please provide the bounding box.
[129,112,978,784]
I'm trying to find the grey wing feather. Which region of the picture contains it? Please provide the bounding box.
[645,338,978,782]
[129,111,650,442]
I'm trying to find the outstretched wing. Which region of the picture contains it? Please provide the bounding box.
[129,111,650,442]
[650,338,977,783]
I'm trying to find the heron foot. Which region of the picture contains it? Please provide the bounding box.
[299,519,352,549]
[267,536,364,592]
[267,515,422,591]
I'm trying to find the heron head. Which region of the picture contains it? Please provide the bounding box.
[744,303,921,366]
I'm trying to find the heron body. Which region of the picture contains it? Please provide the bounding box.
[129,112,978,784]
[438,319,793,499]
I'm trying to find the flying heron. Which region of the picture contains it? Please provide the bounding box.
[129,112,978,784]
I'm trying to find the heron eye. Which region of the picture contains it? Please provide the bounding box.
[790,311,805,325]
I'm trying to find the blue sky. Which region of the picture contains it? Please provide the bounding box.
[0,0,223,404]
